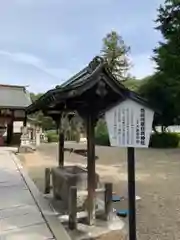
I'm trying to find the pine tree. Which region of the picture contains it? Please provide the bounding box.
[101,31,130,81]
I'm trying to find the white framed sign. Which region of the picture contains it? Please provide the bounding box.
[105,99,154,148]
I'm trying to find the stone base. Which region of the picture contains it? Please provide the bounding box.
[51,166,100,210]
[67,215,127,240]
[18,145,36,153]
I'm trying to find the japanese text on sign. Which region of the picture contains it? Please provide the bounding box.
[105,99,154,148]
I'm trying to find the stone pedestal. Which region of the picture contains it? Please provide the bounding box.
[0,126,6,146]
[51,166,99,210]
[67,215,127,240]
[19,127,35,153]
[35,131,40,146]
[20,127,29,145]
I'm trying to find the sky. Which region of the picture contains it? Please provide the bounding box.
[0,0,164,93]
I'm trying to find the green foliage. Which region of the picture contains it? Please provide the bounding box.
[101,31,130,81]
[95,119,110,146]
[123,77,148,92]
[138,73,177,127]
[153,0,180,76]
[46,131,58,143]
[29,92,56,130]
[30,93,43,102]
[150,132,180,148]
[144,0,180,127]
[30,93,84,135]
[37,113,56,130]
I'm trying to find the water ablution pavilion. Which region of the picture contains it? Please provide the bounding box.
[26,56,157,238]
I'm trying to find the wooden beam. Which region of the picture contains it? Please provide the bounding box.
[46,110,62,115]
[86,113,96,225]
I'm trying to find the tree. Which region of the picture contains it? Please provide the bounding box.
[101,31,130,81]
[30,92,43,102]
[139,0,180,129]
[153,0,180,77]
[29,92,56,130]
[123,77,149,92]
[139,73,177,129]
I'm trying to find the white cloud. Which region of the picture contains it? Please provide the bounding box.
[0,50,42,65]
[12,52,42,65]
[0,50,60,79]
[0,50,74,92]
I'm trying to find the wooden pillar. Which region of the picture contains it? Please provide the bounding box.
[104,182,113,221]
[86,114,96,225]
[7,111,14,145]
[44,168,51,194]
[68,186,77,230]
[7,122,13,145]
[58,116,64,167]
[23,114,27,127]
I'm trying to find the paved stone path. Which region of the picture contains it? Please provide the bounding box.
[0,149,69,240]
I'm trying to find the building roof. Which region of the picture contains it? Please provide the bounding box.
[0,84,32,109]
[26,56,159,115]
[59,57,103,89]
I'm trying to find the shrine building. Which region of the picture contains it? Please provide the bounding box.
[0,84,32,146]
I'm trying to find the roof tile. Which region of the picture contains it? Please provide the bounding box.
[0,85,32,109]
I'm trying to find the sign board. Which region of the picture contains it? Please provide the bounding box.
[105,99,154,148]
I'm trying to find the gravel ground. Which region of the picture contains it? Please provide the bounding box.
[19,143,180,240]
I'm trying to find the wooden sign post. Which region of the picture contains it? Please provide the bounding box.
[105,99,155,240]
[127,147,136,240]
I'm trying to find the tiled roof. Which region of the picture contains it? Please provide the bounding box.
[0,84,32,109]
[59,56,104,89]
[26,56,160,114]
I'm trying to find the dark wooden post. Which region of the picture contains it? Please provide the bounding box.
[104,182,113,221]
[58,116,64,167]
[23,114,27,127]
[7,110,14,145]
[44,168,51,194]
[68,186,77,230]
[127,147,136,240]
[86,113,96,225]
[7,123,13,145]
[59,131,64,167]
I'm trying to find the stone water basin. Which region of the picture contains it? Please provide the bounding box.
[51,166,100,210]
